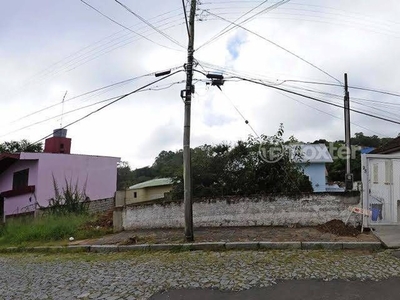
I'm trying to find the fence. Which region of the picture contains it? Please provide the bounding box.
[114,193,360,232]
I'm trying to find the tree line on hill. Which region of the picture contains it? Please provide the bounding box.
[118,131,397,197]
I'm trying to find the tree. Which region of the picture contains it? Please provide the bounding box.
[117,161,135,190]
[0,139,42,153]
[165,125,312,199]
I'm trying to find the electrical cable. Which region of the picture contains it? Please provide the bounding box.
[2,78,187,138]
[225,76,400,126]
[198,60,400,101]
[274,79,400,98]
[21,8,183,86]
[278,92,386,136]
[0,95,121,138]
[197,0,290,50]
[203,10,342,85]
[30,70,184,145]
[218,87,260,137]
[6,66,183,126]
[196,0,271,50]
[81,0,183,51]
[114,0,185,48]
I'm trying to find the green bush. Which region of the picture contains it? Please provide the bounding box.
[0,214,109,246]
[46,176,89,216]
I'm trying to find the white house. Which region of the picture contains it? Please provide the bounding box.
[291,144,333,192]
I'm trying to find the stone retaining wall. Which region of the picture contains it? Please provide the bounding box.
[116,193,360,231]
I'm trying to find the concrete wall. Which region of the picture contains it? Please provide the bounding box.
[118,193,360,231]
[87,198,114,214]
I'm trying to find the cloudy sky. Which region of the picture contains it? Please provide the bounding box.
[1,0,400,168]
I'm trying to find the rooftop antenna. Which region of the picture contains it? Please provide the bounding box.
[60,91,68,128]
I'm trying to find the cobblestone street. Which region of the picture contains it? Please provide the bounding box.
[1,250,400,300]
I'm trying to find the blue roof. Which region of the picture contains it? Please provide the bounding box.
[361,147,375,154]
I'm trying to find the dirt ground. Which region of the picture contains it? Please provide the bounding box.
[72,225,378,246]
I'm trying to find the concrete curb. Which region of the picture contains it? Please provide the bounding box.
[0,241,382,253]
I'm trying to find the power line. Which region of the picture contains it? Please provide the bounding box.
[200,7,400,39]
[351,100,400,122]
[201,1,400,28]
[1,95,121,138]
[276,83,400,120]
[23,10,184,87]
[226,76,400,126]
[31,70,184,145]
[197,0,290,50]
[198,60,400,106]
[278,92,386,136]
[2,78,187,139]
[203,10,342,85]
[114,0,185,48]
[80,0,183,51]
[182,0,190,37]
[62,21,185,74]
[274,79,400,97]
[7,67,182,126]
[218,87,260,137]
[2,12,186,101]
[197,0,271,50]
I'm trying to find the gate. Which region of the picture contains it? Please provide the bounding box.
[362,154,400,227]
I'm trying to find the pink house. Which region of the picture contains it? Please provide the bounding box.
[0,129,120,219]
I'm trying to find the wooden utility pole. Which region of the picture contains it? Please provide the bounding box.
[182,0,197,242]
[344,73,353,190]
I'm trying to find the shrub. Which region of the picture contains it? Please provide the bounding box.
[45,176,89,215]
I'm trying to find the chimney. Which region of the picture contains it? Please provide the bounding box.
[44,129,72,154]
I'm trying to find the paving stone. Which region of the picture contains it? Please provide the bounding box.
[77,292,90,299]
[1,249,399,299]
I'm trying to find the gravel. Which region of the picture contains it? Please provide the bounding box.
[1,250,400,300]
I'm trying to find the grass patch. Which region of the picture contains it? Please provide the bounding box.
[0,213,112,247]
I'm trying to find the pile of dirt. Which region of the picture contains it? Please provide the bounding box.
[317,219,361,237]
[85,210,113,229]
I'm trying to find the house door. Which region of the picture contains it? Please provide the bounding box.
[363,157,400,225]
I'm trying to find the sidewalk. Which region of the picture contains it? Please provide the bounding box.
[0,225,382,253]
[72,226,378,246]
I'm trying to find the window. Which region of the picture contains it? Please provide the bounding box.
[385,161,393,184]
[134,192,137,198]
[373,164,379,184]
[13,169,29,190]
